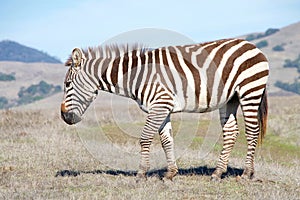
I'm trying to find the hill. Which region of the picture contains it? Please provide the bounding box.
[241,21,300,95]
[0,61,65,109]
[0,40,61,63]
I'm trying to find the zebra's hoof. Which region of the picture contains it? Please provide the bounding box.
[211,168,223,182]
[136,172,147,183]
[241,173,254,180]
[164,169,178,181]
[241,168,254,180]
[210,174,221,182]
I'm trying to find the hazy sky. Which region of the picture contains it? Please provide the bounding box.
[1,0,300,61]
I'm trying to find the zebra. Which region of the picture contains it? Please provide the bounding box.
[61,38,269,181]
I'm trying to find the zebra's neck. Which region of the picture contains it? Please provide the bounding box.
[85,45,149,99]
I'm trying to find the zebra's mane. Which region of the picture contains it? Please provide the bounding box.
[65,44,148,66]
[84,43,148,59]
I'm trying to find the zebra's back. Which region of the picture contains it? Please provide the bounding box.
[147,38,269,113]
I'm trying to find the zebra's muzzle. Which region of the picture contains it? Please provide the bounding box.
[61,102,82,125]
[61,111,82,125]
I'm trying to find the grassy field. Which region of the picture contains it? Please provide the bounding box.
[0,95,299,199]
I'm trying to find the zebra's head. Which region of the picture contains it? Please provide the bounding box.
[61,48,98,125]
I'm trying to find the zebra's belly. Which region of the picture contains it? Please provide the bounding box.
[136,94,226,114]
[173,94,226,113]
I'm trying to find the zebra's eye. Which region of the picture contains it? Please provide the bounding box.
[65,81,72,88]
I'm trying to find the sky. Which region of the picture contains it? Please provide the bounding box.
[1,0,300,61]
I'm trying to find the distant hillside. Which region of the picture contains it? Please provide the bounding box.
[241,21,300,95]
[0,61,65,109]
[0,40,61,63]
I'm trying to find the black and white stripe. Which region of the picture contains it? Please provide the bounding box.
[61,38,269,181]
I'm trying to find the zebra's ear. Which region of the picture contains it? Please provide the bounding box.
[72,48,84,68]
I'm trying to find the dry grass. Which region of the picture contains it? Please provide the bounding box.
[0,96,300,199]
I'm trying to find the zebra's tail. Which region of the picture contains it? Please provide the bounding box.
[258,89,268,145]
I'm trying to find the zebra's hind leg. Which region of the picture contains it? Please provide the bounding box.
[240,95,263,180]
[211,95,240,181]
[159,114,178,180]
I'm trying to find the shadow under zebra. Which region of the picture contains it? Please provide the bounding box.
[55,166,244,180]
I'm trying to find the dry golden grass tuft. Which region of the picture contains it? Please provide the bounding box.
[0,96,299,199]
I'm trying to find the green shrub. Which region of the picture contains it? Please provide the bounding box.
[17,81,62,105]
[256,40,268,49]
[284,59,298,68]
[283,55,300,72]
[0,72,16,81]
[265,28,280,36]
[0,96,8,109]
[272,45,285,52]
[275,80,300,94]
[245,34,256,41]
[245,28,279,41]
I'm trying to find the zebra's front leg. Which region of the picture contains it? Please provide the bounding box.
[136,130,154,182]
[159,115,178,180]
[136,106,171,182]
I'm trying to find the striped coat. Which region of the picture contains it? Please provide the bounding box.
[61,38,269,181]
